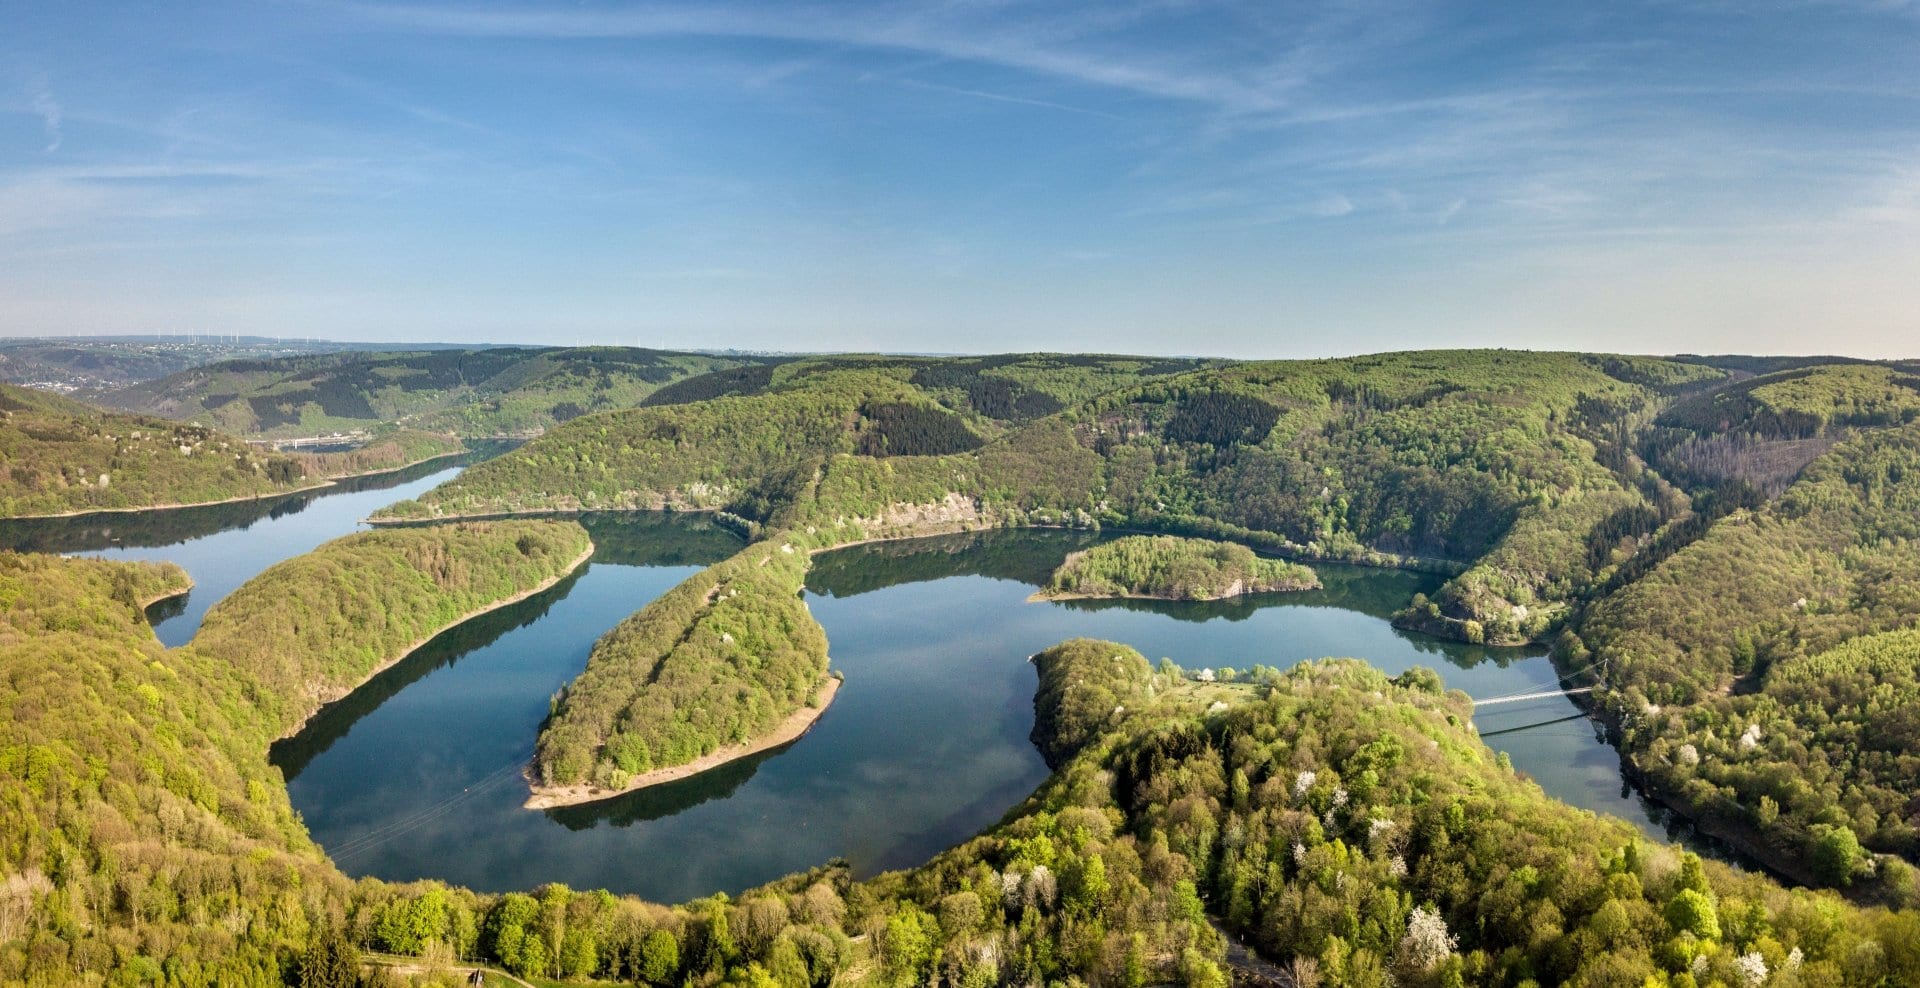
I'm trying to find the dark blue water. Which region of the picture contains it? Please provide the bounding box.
[273,529,1703,903]
[2,484,1715,900]
[0,458,468,646]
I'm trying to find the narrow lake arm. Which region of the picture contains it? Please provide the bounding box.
[527,531,834,807]
[191,519,594,737]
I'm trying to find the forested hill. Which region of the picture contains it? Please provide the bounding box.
[1567,418,1920,896]
[381,349,1728,645]
[0,382,318,517]
[100,346,762,438]
[8,547,1918,986]
[0,384,468,518]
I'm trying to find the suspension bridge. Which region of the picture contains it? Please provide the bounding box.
[1470,685,1594,707]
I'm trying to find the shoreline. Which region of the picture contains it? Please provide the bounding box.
[2,481,337,521]
[276,540,596,741]
[313,446,467,481]
[1026,580,1320,604]
[523,674,841,810]
[1,448,470,522]
[368,503,720,526]
[135,577,195,613]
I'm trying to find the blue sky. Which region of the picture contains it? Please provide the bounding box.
[3,1,1917,357]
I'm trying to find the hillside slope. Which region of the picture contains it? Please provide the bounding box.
[101,346,760,438]
[0,383,316,517]
[7,549,1917,986]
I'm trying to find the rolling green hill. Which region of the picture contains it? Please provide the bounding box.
[387,349,1725,645]
[1568,420,1920,893]
[6,548,1916,987]
[0,384,467,518]
[100,346,764,439]
[0,382,317,517]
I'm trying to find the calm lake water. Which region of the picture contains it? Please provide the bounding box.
[0,455,472,646]
[276,527,1710,902]
[3,478,1728,899]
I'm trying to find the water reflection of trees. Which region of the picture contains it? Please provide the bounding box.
[271,565,587,779]
[272,511,741,779]
[543,742,789,831]
[807,529,1107,597]
[0,451,489,553]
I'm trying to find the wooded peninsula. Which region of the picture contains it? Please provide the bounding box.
[5,347,1920,987]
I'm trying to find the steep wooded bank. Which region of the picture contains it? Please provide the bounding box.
[527,533,832,803]
[0,382,316,517]
[382,350,1725,646]
[9,549,1918,987]
[1566,420,1920,901]
[289,429,466,479]
[192,520,594,737]
[1036,535,1319,601]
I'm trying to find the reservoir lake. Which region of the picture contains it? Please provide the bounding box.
[0,467,1729,901]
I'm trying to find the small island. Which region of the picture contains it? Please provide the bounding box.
[1033,534,1320,602]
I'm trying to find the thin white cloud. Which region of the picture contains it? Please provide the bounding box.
[28,74,61,151]
[888,76,1123,120]
[328,1,1296,113]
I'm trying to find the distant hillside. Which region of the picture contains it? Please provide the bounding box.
[1645,363,1920,494]
[382,349,1727,645]
[0,336,379,391]
[0,385,463,517]
[0,383,318,517]
[101,346,764,438]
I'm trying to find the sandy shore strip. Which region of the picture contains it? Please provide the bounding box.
[275,540,595,741]
[523,674,842,810]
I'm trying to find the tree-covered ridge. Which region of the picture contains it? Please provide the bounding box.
[395,350,1721,644]
[1039,535,1319,601]
[376,369,993,520]
[1660,364,1920,440]
[101,346,755,439]
[290,429,466,479]
[193,520,593,736]
[530,535,830,797]
[8,549,1920,986]
[1568,422,1920,899]
[899,639,1920,988]
[643,353,1220,425]
[767,350,1719,641]
[0,553,347,985]
[1647,364,1920,496]
[0,382,317,517]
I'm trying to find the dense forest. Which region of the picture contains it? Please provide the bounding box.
[0,383,317,517]
[1039,535,1319,601]
[101,347,756,438]
[375,349,1920,899]
[1565,420,1920,902]
[193,520,593,736]
[530,536,831,799]
[10,347,1920,985]
[9,547,1920,987]
[383,350,1723,646]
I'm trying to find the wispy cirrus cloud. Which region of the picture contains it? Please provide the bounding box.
[325,1,1310,114]
[27,74,62,151]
